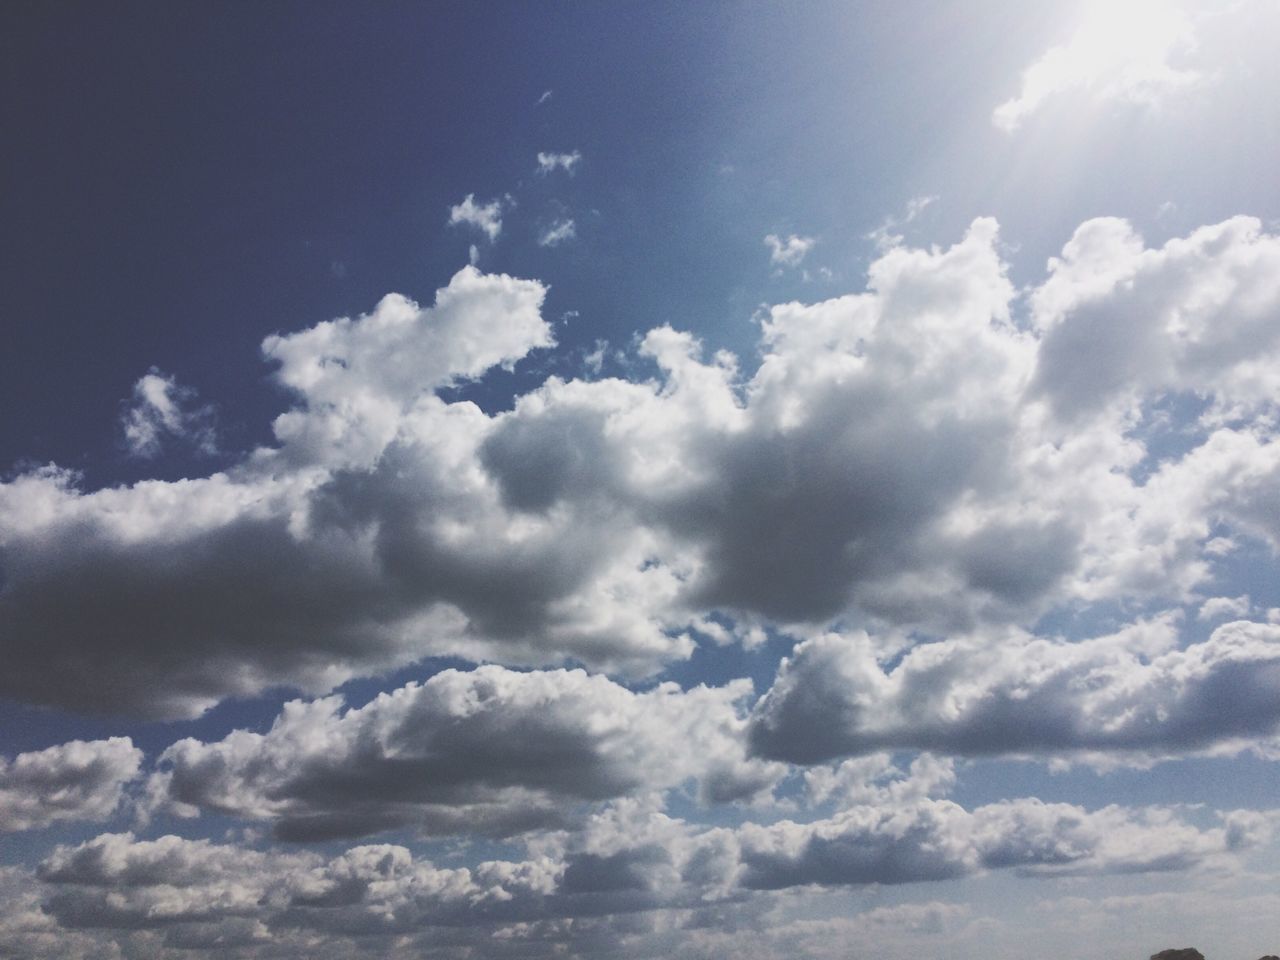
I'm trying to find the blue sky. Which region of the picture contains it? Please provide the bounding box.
[2,2,1280,958]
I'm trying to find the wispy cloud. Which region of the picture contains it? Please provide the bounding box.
[538,218,577,247]
[764,232,815,267]
[121,369,217,458]
[448,193,503,241]
[536,150,582,175]
[868,194,938,251]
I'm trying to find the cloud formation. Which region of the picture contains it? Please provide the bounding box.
[750,618,1280,765]
[121,369,217,458]
[735,797,1256,889]
[764,232,815,266]
[0,738,141,832]
[2,215,1279,728]
[5,5,1279,956]
[536,150,581,175]
[151,666,780,840]
[0,267,569,718]
[868,195,937,251]
[993,0,1202,131]
[11,795,1262,956]
[538,218,577,247]
[1031,215,1280,423]
[449,193,504,241]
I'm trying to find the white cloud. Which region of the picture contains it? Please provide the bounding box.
[583,339,607,375]
[4,215,1280,727]
[0,866,111,960]
[448,193,503,241]
[0,738,141,832]
[764,233,815,267]
[537,150,581,175]
[19,796,1262,951]
[751,617,1280,765]
[994,0,1202,132]
[30,831,562,942]
[735,797,1250,889]
[804,753,956,808]
[36,832,321,929]
[121,369,216,458]
[868,194,938,251]
[263,264,553,467]
[1031,215,1280,424]
[151,666,780,840]
[1199,594,1251,621]
[0,268,575,719]
[538,218,577,247]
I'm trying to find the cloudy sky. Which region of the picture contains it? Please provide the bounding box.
[2,1,1280,957]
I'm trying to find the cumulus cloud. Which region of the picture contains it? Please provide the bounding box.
[0,738,141,832]
[150,666,781,840]
[262,264,553,466]
[536,150,581,175]
[764,232,815,267]
[449,193,503,241]
[1031,215,1280,423]
[803,752,956,808]
[751,617,1280,765]
[993,0,1202,132]
[0,867,114,960]
[0,267,582,719]
[4,215,1280,723]
[1199,594,1251,621]
[121,369,216,458]
[538,218,577,247]
[31,831,564,944]
[734,797,1249,889]
[36,832,320,931]
[483,219,1045,629]
[19,795,1261,953]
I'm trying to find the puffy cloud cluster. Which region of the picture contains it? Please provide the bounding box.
[263,264,553,468]
[36,832,317,929]
[0,738,141,833]
[1032,215,1280,423]
[9,794,1263,957]
[0,867,115,960]
[751,617,1280,765]
[2,215,1279,744]
[150,666,781,840]
[802,752,957,808]
[3,7,1279,948]
[735,798,1257,889]
[2,267,694,718]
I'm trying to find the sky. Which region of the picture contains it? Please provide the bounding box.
[2,1,1280,958]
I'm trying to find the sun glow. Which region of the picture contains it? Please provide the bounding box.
[994,0,1200,131]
